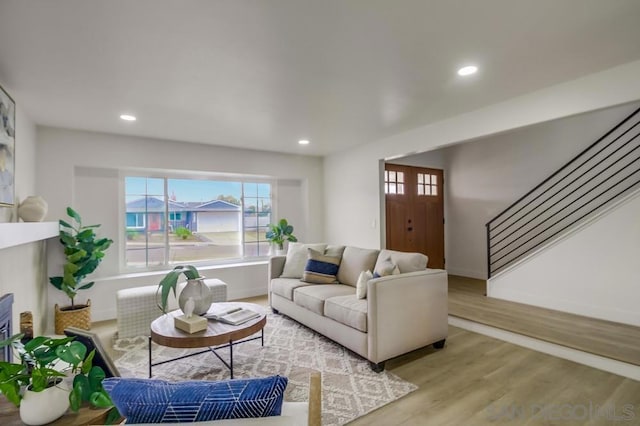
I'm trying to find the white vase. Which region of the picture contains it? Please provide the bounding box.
[18,196,48,222]
[178,277,213,316]
[20,380,70,425]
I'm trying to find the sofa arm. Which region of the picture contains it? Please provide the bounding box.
[367,269,448,364]
[268,256,287,280]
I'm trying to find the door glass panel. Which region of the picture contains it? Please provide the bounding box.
[431,175,437,184]
[417,185,424,195]
[417,174,423,184]
[389,171,396,181]
[398,183,404,194]
[398,173,404,183]
[389,183,396,194]
[432,186,438,196]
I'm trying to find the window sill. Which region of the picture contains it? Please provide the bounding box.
[95,260,268,283]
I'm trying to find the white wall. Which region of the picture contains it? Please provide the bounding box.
[36,127,324,326]
[0,103,51,335]
[324,60,640,250]
[438,102,638,278]
[488,191,640,326]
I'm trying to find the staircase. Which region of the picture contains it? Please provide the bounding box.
[486,106,640,278]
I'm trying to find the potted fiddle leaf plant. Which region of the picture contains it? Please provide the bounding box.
[266,218,297,255]
[157,265,212,316]
[49,207,113,334]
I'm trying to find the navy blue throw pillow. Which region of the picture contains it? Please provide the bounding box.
[103,375,288,424]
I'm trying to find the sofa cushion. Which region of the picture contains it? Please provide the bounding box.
[374,249,428,273]
[324,295,368,332]
[103,376,288,424]
[293,284,355,316]
[302,248,341,284]
[356,270,373,299]
[337,246,380,287]
[324,245,346,259]
[271,278,312,301]
[373,257,400,277]
[280,243,327,278]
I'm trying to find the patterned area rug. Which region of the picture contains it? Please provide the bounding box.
[112,313,417,425]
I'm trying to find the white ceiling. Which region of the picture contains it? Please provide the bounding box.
[1,1,640,156]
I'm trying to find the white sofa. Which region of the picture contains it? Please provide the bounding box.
[269,245,448,371]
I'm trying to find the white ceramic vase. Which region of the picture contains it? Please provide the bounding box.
[18,196,48,222]
[20,380,70,425]
[178,277,212,316]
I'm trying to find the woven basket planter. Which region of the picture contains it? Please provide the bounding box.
[54,299,91,334]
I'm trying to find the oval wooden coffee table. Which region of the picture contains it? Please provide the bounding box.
[149,302,267,379]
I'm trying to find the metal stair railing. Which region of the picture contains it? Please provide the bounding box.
[486,106,640,278]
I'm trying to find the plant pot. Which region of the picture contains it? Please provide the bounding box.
[20,379,70,425]
[178,278,212,316]
[54,300,91,335]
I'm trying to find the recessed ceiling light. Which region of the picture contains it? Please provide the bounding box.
[120,114,137,121]
[457,65,478,76]
[298,139,310,145]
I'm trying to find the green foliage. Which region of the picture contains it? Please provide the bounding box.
[174,226,192,240]
[49,207,113,306]
[156,265,201,314]
[265,218,298,250]
[69,348,120,423]
[0,334,83,406]
[0,334,120,421]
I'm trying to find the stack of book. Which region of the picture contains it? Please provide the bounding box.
[205,305,260,325]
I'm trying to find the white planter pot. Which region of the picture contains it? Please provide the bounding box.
[20,380,70,425]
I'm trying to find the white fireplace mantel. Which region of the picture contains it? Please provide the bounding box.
[0,222,59,250]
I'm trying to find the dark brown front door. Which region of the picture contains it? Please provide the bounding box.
[384,164,444,269]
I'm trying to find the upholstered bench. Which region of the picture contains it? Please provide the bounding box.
[116,279,227,338]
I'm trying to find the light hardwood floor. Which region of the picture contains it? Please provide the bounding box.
[448,275,640,366]
[94,292,640,425]
[350,325,640,425]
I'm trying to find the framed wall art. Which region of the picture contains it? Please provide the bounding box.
[0,84,15,206]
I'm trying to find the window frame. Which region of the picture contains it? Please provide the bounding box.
[121,171,276,272]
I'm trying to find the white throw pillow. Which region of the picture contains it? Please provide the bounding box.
[280,243,328,278]
[356,270,373,299]
[374,257,399,277]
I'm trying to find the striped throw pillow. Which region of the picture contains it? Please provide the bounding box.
[302,248,341,284]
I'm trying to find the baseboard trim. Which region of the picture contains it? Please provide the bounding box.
[449,316,640,381]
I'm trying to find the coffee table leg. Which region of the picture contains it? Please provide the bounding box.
[261,329,264,346]
[148,336,152,378]
[229,339,233,379]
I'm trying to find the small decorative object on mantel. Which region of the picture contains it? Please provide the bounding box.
[17,196,48,222]
[266,218,298,255]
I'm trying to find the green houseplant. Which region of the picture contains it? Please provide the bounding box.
[266,218,297,252]
[0,334,119,424]
[49,207,113,334]
[68,348,120,424]
[157,265,212,315]
[0,334,86,424]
